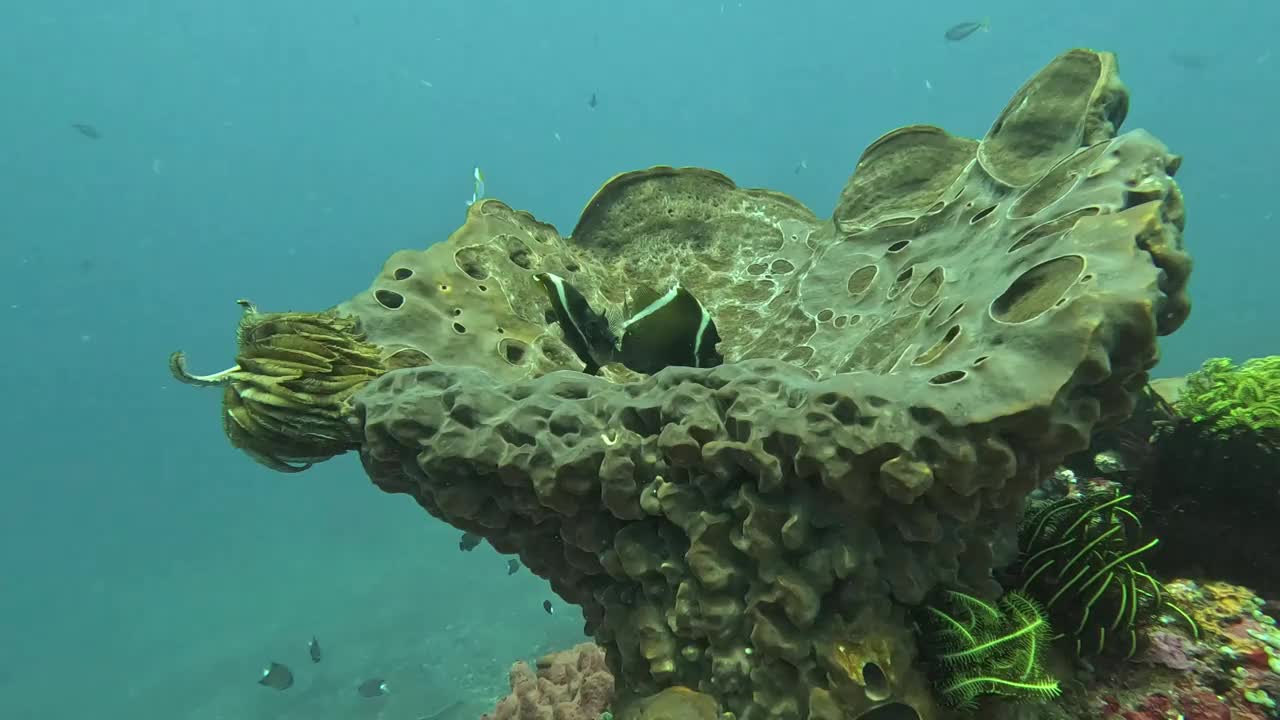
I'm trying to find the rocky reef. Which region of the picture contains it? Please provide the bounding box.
[1071,357,1280,601]
[172,48,1192,720]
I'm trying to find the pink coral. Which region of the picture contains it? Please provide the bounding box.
[482,643,615,720]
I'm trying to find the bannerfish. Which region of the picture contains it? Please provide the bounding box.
[506,559,521,575]
[459,532,482,551]
[71,122,100,139]
[617,284,723,375]
[309,636,322,663]
[358,678,390,698]
[466,166,485,207]
[944,18,989,41]
[542,600,554,614]
[533,272,619,374]
[258,662,294,691]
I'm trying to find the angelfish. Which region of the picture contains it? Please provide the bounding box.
[617,284,723,375]
[533,272,619,374]
[466,166,485,207]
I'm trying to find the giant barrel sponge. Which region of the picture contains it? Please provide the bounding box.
[172,49,1191,720]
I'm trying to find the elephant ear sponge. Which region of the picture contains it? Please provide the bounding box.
[350,48,1191,720]
[170,47,1193,720]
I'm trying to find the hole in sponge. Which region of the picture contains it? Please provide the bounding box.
[393,267,413,280]
[454,247,489,280]
[990,255,1084,324]
[847,265,878,295]
[854,702,920,720]
[374,289,404,309]
[929,370,966,385]
[969,205,998,224]
[452,322,467,334]
[909,267,944,306]
[508,246,532,270]
[887,240,910,252]
[913,324,961,366]
[862,662,891,702]
[886,265,914,299]
[499,338,528,365]
[385,348,432,370]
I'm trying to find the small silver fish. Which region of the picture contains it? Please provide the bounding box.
[466,166,485,207]
[944,19,989,41]
[71,122,100,139]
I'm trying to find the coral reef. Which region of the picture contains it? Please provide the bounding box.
[172,48,1193,720]
[1058,580,1280,720]
[1069,359,1280,599]
[1011,488,1188,658]
[483,643,615,720]
[1174,357,1280,441]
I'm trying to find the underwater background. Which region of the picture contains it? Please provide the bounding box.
[0,1,1275,718]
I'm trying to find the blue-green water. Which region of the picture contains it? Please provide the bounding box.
[1,1,1274,718]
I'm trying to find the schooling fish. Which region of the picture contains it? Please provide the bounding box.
[358,678,390,698]
[506,559,521,575]
[944,18,989,41]
[533,272,618,374]
[459,531,482,552]
[617,283,723,375]
[588,91,598,109]
[542,600,554,615]
[308,636,322,663]
[258,662,294,691]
